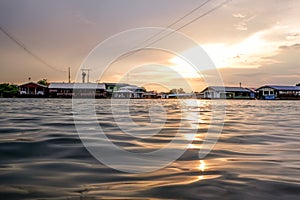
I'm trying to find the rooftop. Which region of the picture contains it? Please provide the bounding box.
[202,86,252,93]
[19,82,48,88]
[256,85,300,91]
[49,82,106,89]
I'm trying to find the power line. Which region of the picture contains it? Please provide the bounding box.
[134,0,213,48]
[118,0,213,61]
[117,0,231,61]
[174,0,231,33]
[143,0,231,49]
[0,25,66,72]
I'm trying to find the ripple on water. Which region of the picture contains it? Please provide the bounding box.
[0,98,299,199]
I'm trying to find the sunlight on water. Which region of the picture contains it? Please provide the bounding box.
[199,160,205,172]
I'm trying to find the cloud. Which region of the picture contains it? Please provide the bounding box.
[233,14,256,31]
[72,11,96,26]
[286,33,300,41]
[232,13,246,18]
[211,41,300,87]
[279,43,300,50]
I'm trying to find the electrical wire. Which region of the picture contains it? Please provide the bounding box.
[0,25,66,72]
[117,0,231,61]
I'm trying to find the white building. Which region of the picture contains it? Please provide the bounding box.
[201,86,255,99]
[112,85,145,98]
[48,82,106,98]
[256,85,300,100]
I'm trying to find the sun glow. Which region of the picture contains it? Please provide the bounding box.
[201,28,288,69]
[169,57,203,79]
[168,30,278,71]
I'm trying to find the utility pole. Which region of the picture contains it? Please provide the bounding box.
[68,67,71,83]
[81,68,91,83]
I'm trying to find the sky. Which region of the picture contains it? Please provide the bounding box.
[0,0,300,92]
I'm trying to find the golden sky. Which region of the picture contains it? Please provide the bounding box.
[0,0,300,92]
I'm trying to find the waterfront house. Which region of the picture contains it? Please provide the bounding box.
[49,82,106,98]
[112,85,145,98]
[256,85,300,100]
[104,83,131,97]
[157,92,168,99]
[201,86,255,99]
[167,93,195,99]
[143,91,158,99]
[196,92,204,99]
[19,82,48,97]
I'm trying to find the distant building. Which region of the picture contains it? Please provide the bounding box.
[157,92,168,99]
[48,82,106,98]
[167,93,195,99]
[112,85,145,99]
[18,82,48,97]
[104,83,130,97]
[143,91,158,99]
[201,86,255,99]
[195,92,204,99]
[256,85,300,100]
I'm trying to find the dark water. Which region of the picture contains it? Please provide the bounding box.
[0,98,299,200]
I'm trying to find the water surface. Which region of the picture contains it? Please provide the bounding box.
[0,98,299,199]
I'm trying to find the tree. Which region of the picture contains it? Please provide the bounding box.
[169,88,186,94]
[177,88,185,94]
[38,79,48,86]
[0,83,19,97]
[169,88,178,94]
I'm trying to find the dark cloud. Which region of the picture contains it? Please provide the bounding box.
[279,43,300,50]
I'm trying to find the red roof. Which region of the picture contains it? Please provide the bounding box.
[18,82,48,88]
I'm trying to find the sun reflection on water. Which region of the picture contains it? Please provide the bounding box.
[199,160,205,172]
[196,160,206,182]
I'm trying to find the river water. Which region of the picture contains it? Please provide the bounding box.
[0,98,299,200]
